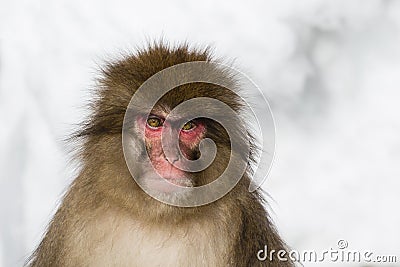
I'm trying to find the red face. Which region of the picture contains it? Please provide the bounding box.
[136,112,206,193]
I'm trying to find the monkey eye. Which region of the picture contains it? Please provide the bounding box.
[181,121,196,131]
[147,117,163,128]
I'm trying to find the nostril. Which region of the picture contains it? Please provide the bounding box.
[171,157,179,165]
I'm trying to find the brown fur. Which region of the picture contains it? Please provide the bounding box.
[26,42,294,267]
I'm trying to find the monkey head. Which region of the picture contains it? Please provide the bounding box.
[76,43,253,221]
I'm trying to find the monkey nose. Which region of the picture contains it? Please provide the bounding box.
[163,152,180,165]
[171,156,180,165]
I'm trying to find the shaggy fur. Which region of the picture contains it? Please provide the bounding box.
[27,42,294,267]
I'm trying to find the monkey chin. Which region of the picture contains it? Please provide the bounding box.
[139,172,195,205]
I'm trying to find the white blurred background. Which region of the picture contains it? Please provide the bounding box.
[1,0,400,266]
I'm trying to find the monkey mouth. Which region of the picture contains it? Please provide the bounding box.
[139,159,195,194]
[154,163,192,184]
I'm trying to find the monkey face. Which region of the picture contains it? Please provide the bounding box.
[135,108,207,193]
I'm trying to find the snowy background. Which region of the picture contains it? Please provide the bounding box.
[1,0,400,266]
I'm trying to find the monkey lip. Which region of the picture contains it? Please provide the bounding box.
[144,161,193,192]
[152,163,192,185]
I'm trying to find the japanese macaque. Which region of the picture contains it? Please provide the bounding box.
[27,43,294,267]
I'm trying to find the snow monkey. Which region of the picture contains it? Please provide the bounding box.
[27,42,293,267]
